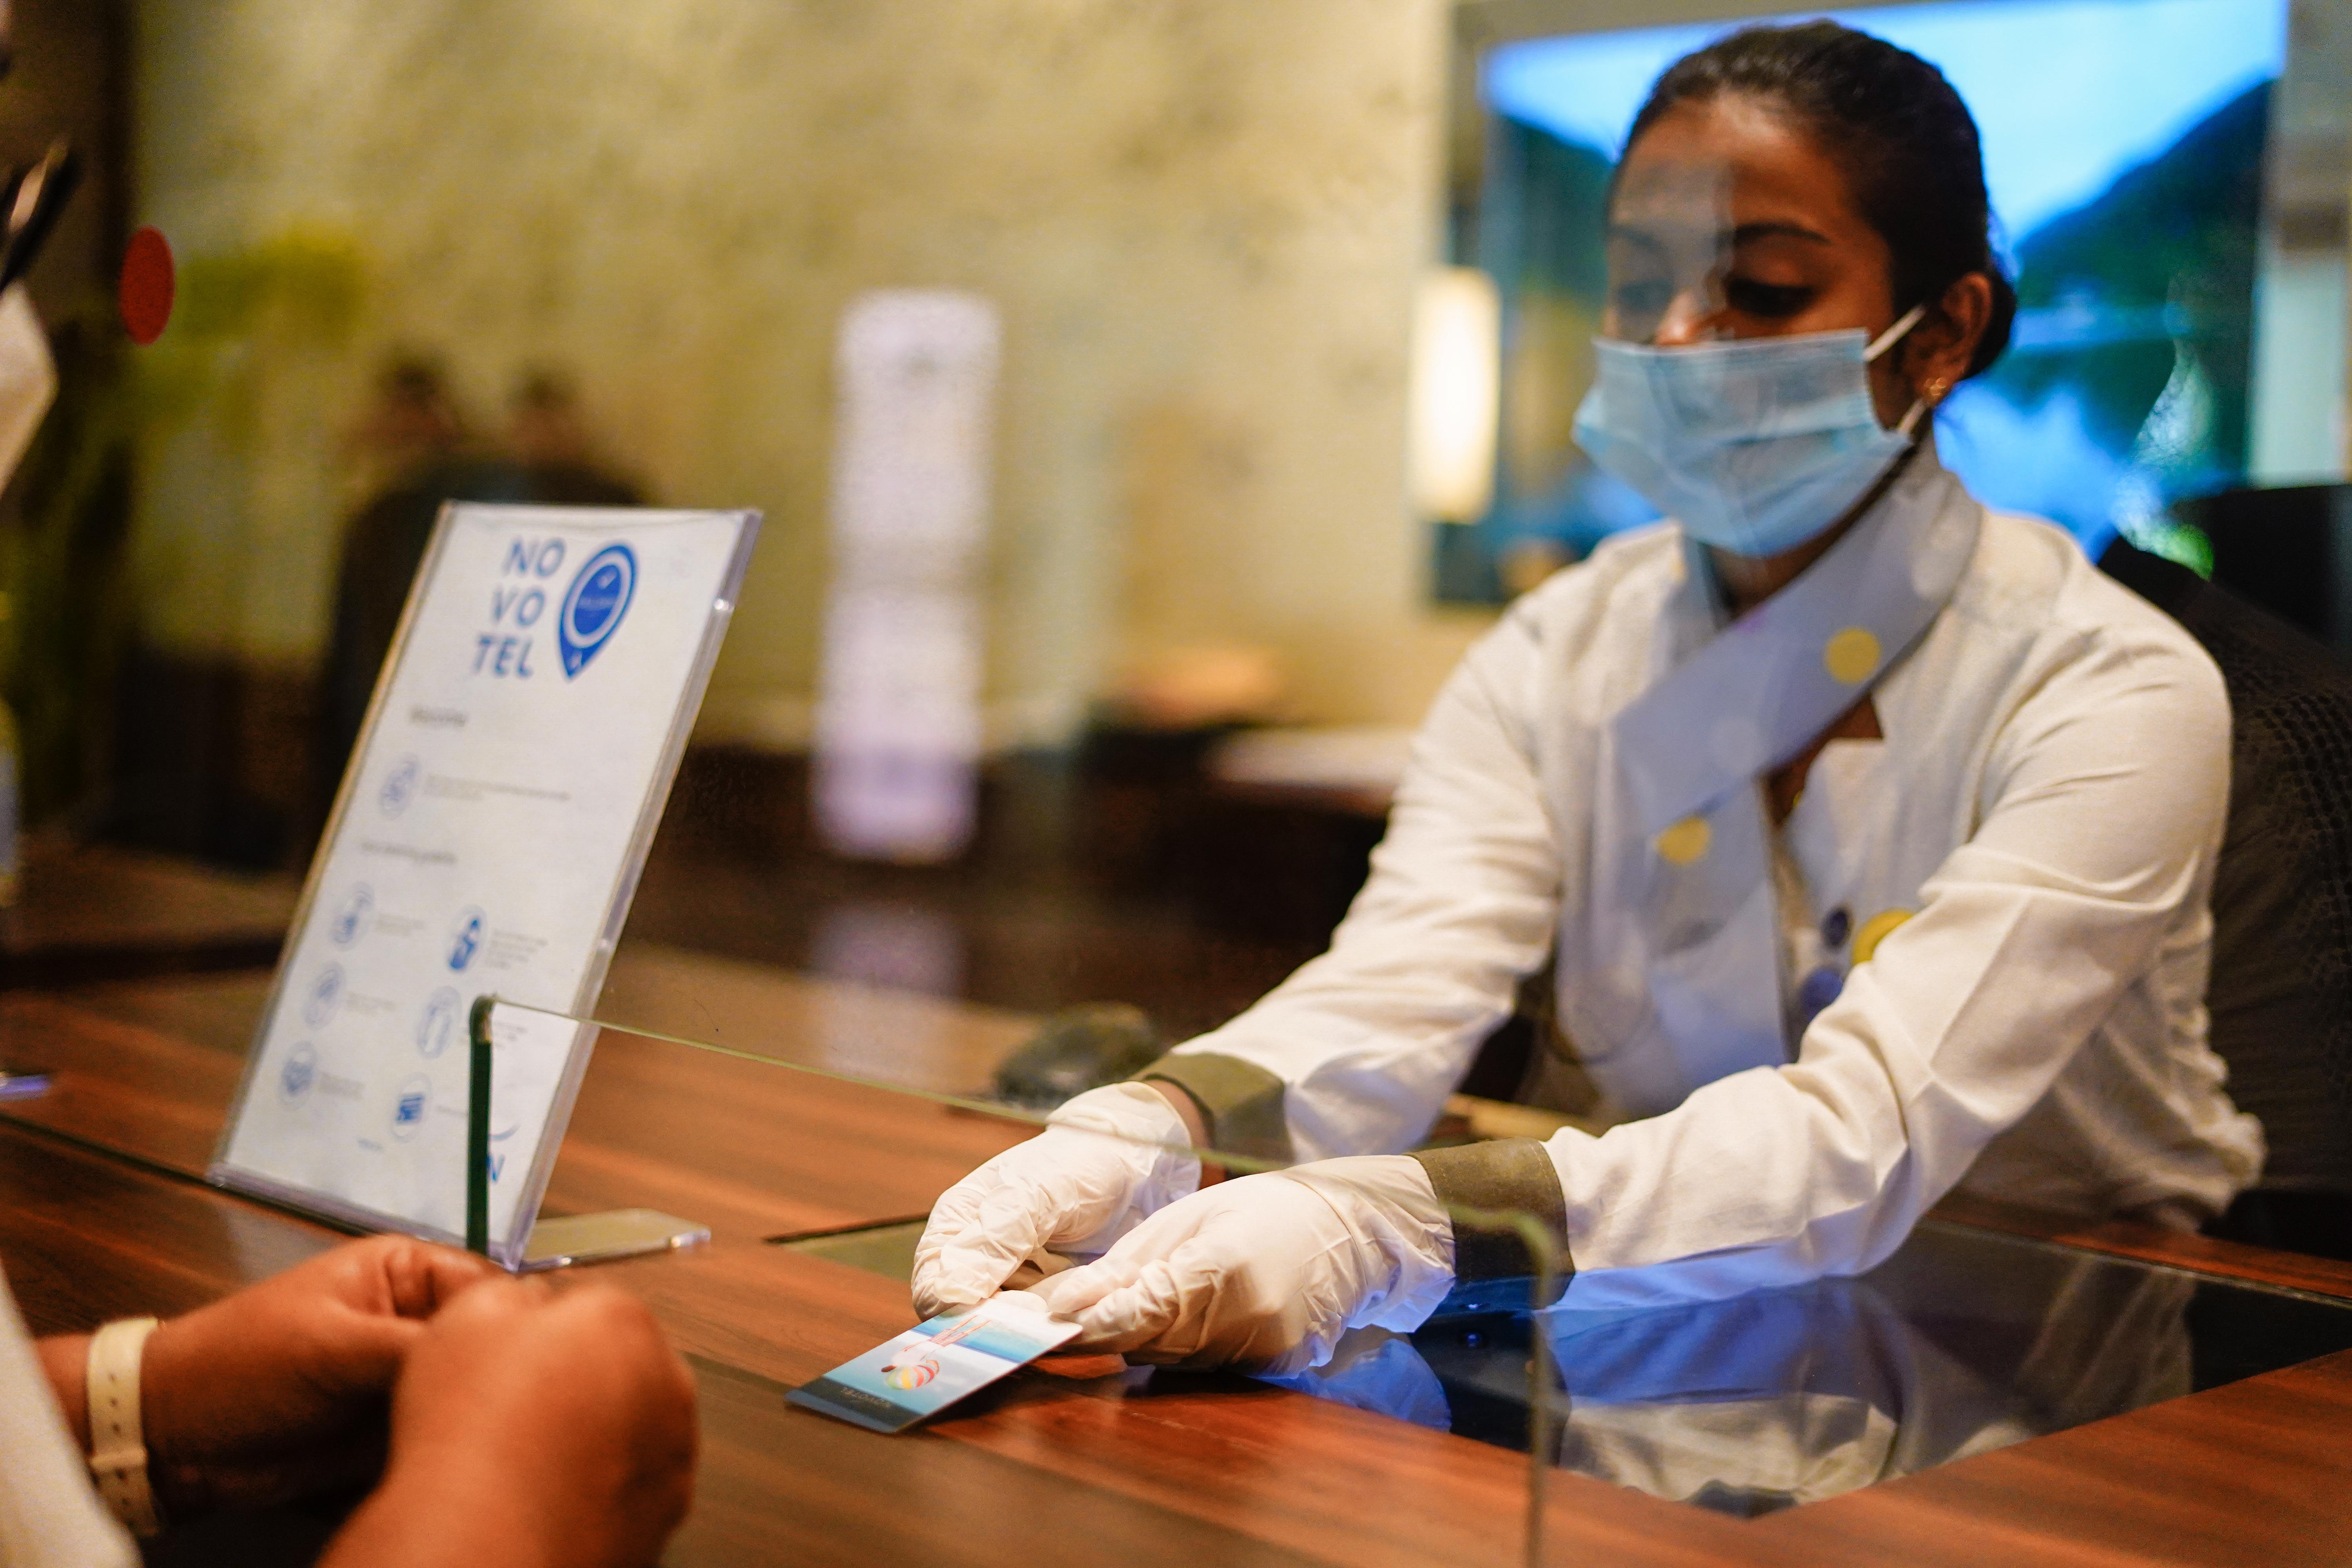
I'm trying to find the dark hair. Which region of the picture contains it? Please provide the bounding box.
[513,365,581,412]
[378,354,450,405]
[1624,20,2016,377]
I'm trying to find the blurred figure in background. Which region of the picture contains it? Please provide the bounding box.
[319,358,644,824]
[319,358,648,817]
[506,366,642,508]
[318,356,532,809]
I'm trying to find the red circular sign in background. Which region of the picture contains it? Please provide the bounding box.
[119,226,174,345]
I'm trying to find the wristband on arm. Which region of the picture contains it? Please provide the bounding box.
[1135,1051,1294,1164]
[1134,1057,1573,1292]
[1409,1138,1573,1298]
[85,1317,164,1538]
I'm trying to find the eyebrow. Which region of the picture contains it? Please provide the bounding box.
[1605,220,1833,248]
[1732,220,1831,246]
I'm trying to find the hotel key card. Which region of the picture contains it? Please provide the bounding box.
[788,1292,1080,1434]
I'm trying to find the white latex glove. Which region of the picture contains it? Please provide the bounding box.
[912,1082,1199,1319]
[1023,1155,1457,1375]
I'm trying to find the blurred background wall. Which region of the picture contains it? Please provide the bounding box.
[0,0,2339,1029]
[0,1,131,840]
[127,0,1492,787]
[0,0,2330,884]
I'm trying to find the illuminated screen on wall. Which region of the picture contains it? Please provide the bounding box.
[1440,0,2290,603]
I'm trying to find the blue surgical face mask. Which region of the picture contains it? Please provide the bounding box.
[1571,306,1928,559]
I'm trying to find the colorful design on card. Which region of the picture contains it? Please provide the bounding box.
[789,1295,1082,1435]
[882,1353,940,1390]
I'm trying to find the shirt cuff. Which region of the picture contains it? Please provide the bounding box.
[1408,1138,1573,1287]
[1135,1051,1294,1164]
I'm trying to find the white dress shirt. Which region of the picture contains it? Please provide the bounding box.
[1167,455,2264,1305]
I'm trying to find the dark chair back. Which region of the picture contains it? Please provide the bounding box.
[2173,483,2352,659]
[2103,539,2352,1254]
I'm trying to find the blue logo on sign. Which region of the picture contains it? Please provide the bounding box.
[278,1044,317,1105]
[448,908,485,972]
[557,543,637,679]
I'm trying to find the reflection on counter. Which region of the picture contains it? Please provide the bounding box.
[1272,1220,2352,1517]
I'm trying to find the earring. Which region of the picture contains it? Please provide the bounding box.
[1924,376,1952,407]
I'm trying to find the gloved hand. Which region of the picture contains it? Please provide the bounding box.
[912,1082,1200,1319]
[1022,1155,1457,1375]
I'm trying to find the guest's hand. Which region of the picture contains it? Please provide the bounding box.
[325,1277,697,1568]
[124,1234,499,1515]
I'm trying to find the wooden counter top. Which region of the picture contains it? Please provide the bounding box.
[7,946,2352,1565]
[0,949,1037,1242]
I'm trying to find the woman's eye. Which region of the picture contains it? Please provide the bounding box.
[1724,278,1813,318]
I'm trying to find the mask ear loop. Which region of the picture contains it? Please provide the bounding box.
[1866,303,1933,436]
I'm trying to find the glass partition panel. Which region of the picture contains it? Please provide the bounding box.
[484,994,1570,1561]
[586,938,1039,1103]
[1519,1219,2352,1553]
[478,991,2350,1551]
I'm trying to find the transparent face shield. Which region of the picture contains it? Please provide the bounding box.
[1593,147,1926,410]
[1573,157,1928,559]
[1598,157,1736,347]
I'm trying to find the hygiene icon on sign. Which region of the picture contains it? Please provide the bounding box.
[415,987,461,1060]
[303,963,346,1028]
[379,756,421,817]
[328,884,375,947]
[390,1074,432,1143]
[277,1044,317,1106]
[447,908,486,973]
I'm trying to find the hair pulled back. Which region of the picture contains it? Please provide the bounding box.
[1625,20,2016,377]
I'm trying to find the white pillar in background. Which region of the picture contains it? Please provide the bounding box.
[813,290,1001,863]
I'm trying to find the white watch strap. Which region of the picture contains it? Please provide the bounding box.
[86,1317,163,1538]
